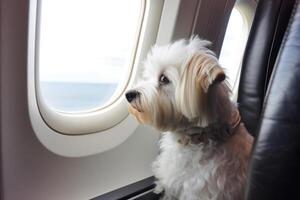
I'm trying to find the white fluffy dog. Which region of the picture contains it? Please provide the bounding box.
[125,36,253,200]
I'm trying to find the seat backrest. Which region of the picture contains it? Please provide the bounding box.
[245,1,300,199]
[238,0,295,136]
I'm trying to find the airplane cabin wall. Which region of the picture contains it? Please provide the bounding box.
[0,0,159,199]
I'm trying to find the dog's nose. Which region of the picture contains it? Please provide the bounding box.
[125,90,140,102]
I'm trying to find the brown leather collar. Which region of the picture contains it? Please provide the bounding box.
[178,110,242,146]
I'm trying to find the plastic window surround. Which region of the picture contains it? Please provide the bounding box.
[28,0,181,157]
[27,0,181,157]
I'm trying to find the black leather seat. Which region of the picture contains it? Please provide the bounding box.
[238,0,296,136]
[242,0,300,199]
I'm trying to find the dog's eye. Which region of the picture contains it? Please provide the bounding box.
[159,74,170,85]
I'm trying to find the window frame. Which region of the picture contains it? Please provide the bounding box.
[27,0,168,157]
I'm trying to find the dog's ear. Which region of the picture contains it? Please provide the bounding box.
[176,52,225,120]
[190,53,225,92]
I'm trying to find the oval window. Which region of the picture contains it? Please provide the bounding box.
[219,8,248,88]
[38,0,143,113]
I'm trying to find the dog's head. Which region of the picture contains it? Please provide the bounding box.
[125,36,231,131]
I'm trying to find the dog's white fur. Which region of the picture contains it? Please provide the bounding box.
[126,36,253,200]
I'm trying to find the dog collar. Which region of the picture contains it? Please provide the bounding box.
[178,110,242,146]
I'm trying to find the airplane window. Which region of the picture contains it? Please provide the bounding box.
[219,8,248,88]
[38,0,143,112]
